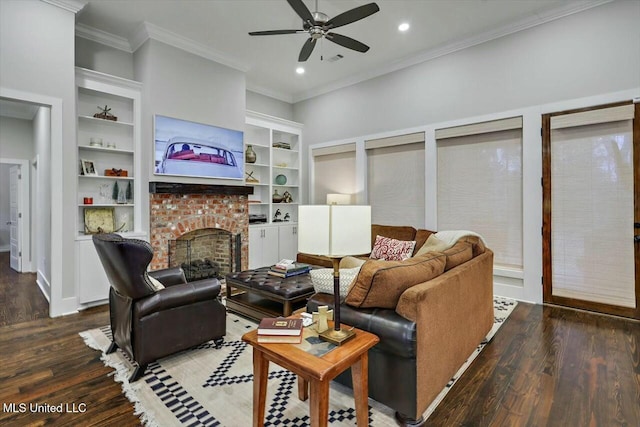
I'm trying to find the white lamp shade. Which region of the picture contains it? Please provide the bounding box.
[298,205,371,257]
[326,193,353,205]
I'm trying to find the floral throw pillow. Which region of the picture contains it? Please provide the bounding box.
[369,235,416,261]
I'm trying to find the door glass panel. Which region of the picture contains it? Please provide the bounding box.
[551,120,635,308]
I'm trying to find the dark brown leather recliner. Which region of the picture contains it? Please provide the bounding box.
[92,233,226,382]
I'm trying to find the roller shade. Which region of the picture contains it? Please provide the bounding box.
[312,143,356,157]
[550,104,634,129]
[364,132,424,150]
[436,117,522,140]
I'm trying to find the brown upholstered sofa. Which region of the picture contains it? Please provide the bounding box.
[298,225,494,427]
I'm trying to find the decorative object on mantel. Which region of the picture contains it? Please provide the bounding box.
[105,168,128,177]
[282,191,293,203]
[245,144,257,163]
[94,105,117,121]
[245,171,259,183]
[273,209,282,222]
[275,174,287,185]
[272,189,283,203]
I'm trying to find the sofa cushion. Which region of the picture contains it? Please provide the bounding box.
[345,252,446,309]
[370,235,416,261]
[414,234,449,257]
[371,224,416,248]
[459,235,486,257]
[413,229,435,255]
[310,266,361,297]
[339,256,367,269]
[442,241,473,271]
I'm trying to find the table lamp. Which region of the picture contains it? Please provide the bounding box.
[326,193,353,205]
[298,204,371,345]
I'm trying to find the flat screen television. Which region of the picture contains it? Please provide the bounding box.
[154,114,244,180]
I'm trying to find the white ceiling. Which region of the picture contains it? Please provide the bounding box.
[74,0,612,103]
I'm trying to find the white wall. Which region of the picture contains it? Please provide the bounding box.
[294,1,640,144]
[134,39,247,233]
[246,90,293,121]
[0,115,34,252]
[33,106,51,297]
[75,37,134,80]
[294,0,640,304]
[0,0,77,315]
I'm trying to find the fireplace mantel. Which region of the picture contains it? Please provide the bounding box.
[149,182,253,196]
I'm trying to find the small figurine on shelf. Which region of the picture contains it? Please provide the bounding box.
[126,181,133,202]
[273,209,283,222]
[284,213,291,222]
[282,191,293,203]
[112,181,119,201]
[94,105,117,121]
[117,182,127,204]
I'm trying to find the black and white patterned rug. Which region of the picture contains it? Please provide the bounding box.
[80,297,517,426]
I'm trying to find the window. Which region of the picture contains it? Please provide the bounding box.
[436,118,523,268]
[312,143,356,205]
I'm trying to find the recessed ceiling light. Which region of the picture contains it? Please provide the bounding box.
[296,67,305,74]
[398,22,410,32]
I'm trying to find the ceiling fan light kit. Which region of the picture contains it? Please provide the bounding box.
[249,0,380,62]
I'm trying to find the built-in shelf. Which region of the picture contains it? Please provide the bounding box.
[78,115,134,127]
[79,175,134,180]
[79,203,135,207]
[78,145,134,154]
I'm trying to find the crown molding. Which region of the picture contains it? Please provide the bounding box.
[40,0,86,14]
[246,84,294,104]
[130,22,249,73]
[75,23,132,52]
[291,0,615,103]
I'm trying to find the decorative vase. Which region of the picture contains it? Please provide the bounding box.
[272,189,283,203]
[275,174,287,185]
[245,145,257,163]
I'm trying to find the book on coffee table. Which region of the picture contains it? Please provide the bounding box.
[258,317,303,336]
[257,334,303,344]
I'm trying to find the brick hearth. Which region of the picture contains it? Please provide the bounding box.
[149,193,249,271]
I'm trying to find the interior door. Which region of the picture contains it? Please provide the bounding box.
[542,101,639,319]
[9,165,21,272]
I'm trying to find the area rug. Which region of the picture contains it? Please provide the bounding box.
[80,297,517,426]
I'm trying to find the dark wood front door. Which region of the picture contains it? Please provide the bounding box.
[542,101,640,319]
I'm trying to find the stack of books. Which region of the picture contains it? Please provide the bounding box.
[268,260,311,278]
[257,317,304,343]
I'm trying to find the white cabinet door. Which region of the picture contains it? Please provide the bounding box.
[278,224,298,261]
[249,226,280,269]
[77,239,110,304]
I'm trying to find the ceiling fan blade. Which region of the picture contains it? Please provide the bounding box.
[325,3,380,29]
[298,37,317,62]
[287,0,315,24]
[249,29,304,36]
[326,32,370,53]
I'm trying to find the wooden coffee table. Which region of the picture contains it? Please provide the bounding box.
[242,323,379,427]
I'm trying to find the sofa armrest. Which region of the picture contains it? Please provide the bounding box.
[395,250,494,418]
[148,267,187,287]
[135,278,221,318]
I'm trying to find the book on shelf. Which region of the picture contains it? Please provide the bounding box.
[257,334,303,344]
[258,317,303,336]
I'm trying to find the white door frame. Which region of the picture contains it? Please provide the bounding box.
[1,87,66,317]
[2,159,30,272]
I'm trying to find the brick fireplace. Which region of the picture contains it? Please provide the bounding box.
[148,182,252,272]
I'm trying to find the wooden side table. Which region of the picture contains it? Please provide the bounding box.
[242,324,379,427]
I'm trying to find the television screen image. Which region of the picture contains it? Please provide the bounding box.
[154,115,244,180]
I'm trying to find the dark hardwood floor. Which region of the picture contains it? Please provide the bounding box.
[1,252,639,426]
[0,252,48,326]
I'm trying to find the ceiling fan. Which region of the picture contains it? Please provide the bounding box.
[249,0,380,62]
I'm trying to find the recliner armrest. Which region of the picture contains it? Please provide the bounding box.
[149,267,187,286]
[135,278,221,318]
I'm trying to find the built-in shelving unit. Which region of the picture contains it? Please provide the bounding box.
[75,67,146,304]
[245,111,303,268]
